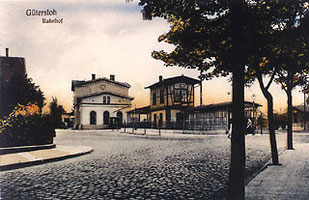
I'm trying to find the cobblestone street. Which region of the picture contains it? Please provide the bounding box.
[0,130,306,199]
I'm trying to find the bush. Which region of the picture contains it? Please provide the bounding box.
[0,106,55,148]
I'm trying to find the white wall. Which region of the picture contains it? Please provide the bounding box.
[79,94,131,125]
[82,93,131,105]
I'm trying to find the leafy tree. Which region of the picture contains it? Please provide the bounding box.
[49,97,65,128]
[246,0,309,162]
[247,57,280,165]
[138,0,287,199]
[0,73,46,118]
[0,72,54,147]
[266,1,309,149]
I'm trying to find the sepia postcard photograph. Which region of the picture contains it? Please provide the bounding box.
[1,0,309,199]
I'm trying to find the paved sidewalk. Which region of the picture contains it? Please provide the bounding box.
[0,145,93,171]
[246,143,309,200]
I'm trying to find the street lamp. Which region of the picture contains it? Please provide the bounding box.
[251,94,256,131]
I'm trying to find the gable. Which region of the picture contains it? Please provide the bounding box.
[81,92,133,104]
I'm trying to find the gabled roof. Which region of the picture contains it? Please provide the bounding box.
[79,91,134,101]
[145,75,200,89]
[71,77,131,91]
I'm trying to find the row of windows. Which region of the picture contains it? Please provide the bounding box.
[152,89,190,106]
[90,111,122,125]
[195,111,228,118]
[152,90,165,105]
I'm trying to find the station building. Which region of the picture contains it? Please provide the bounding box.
[127,75,200,128]
[71,74,134,129]
[127,75,261,131]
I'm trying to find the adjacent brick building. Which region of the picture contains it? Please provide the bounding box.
[0,48,26,83]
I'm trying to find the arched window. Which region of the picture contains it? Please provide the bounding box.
[117,111,123,124]
[103,96,106,104]
[103,111,110,125]
[90,111,97,125]
[107,96,110,104]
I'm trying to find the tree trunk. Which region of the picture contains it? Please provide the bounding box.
[228,65,245,200]
[286,74,293,149]
[227,1,246,199]
[304,92,306,131]
[257,74,279,165]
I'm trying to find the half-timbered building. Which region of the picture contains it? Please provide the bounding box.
[127,75,261,132]
[127,75,200,128]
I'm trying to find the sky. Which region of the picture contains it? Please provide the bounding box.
[0,0,306,114]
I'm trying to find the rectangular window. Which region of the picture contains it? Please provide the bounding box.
[174,89,187,102]
[160,90,164,104]
[152,92,156,105]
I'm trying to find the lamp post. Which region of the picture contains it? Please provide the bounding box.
[251,94,256,131]
[199,70,203,106]
[301,86,308,131]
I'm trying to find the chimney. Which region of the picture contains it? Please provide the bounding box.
[5,48,9,57]
[91,74,96,80]
[110,75,115,81]
[159,75,163,82]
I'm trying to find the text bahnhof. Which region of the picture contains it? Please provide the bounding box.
[26,9,57,16]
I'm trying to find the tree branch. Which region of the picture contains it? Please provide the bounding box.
[265,72,275,91]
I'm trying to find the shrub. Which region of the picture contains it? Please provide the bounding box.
[0,103,55,147]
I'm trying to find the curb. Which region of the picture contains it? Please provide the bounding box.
[0,148,93,172]
[0,144,56,155]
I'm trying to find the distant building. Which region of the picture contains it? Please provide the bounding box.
[127,75,200,128]
[184,101,261,131]
[61,112,74,128]
[71,74,134,129]
[292,104,309,131]
[0,48,26,83]
[0,48,27,117]
[127,75,261,132]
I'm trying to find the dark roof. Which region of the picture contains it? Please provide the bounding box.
[78,91,134,101]
[127,106,151,114]
[293,104,309,113]
[71,77,131,91]
[185,101,261,112]
[145,75,200,89]
[71,80,85,91]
